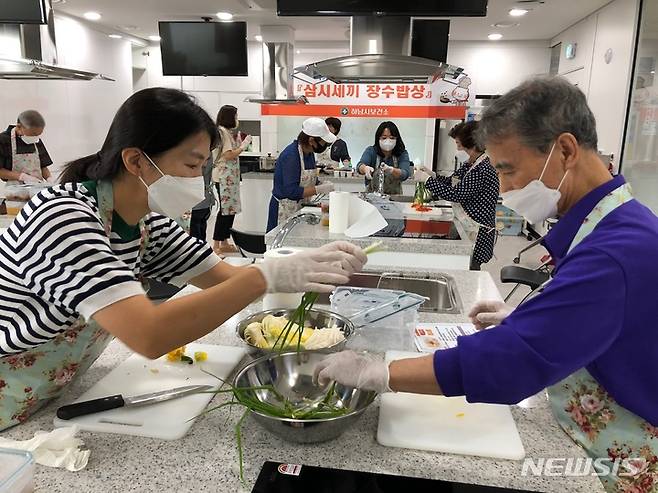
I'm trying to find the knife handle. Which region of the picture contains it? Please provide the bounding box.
[56,395,125,420]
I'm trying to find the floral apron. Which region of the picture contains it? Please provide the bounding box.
[0,180,148,431]
[546,182,658,492]
[8,127,42,185]
[212,126,242,216]
[275,145,317,226]
[367,155,402,196]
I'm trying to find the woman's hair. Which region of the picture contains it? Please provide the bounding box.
[374,121,405,157]
[297,131,314,146]
[61,88,218,183]
[216,105,238,129]
[325,117,342,134]
[449,121,484,152]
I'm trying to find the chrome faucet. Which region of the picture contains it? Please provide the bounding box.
[271,213,321,249]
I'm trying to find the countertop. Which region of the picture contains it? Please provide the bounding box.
[243,170,371,184]
[1,267,604,493]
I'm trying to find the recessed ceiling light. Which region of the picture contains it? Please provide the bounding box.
[120,25,139,31]
[493,21,520,28]
[652,70,656,74]
[108,34,122,39]
[149,35,161,42]
[83,12,101,21]
[216,12,233,21]
[255,35,263,42]
[509,8,529,17]
[296,49,301,54]
[488,33,503,41]
[51,0,66,4]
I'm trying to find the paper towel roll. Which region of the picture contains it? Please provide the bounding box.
[329,191,350,234]
[262,248,304,310]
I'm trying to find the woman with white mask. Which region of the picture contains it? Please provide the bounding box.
[0,88,368,430]
[357,121,411,195]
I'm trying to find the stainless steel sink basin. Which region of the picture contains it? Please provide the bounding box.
[317,273,462,314]
[389,194,414,203]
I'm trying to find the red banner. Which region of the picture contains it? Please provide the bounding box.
[261,104,467,119]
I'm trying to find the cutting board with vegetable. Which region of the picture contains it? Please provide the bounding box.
[53,343,246,440]
[377,351,526,460]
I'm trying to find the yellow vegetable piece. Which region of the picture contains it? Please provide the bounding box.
[456,412,465,418]
[194,351,208,362]
[244,322,269,348]
[166,345,186,362]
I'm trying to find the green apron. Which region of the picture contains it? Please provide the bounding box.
[0,180,148,430]
[546,182,658,492]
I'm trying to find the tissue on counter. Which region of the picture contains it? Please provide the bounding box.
[329,191,350,234]
[344,195,387,238]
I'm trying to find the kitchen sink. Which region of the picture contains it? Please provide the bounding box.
[317,273,462,314]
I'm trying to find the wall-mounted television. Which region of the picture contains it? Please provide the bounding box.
[277,0,487,17]
[0,0,48,24]
[159,21,248,77]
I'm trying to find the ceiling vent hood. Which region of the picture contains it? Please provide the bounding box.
[294,16,463,85]
[0,1,113,81]
[246,39,305,104]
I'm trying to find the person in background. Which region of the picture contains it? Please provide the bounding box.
[0,110,52,184]
[212,105,251,254]
[414,121,500,270]
[315,76,658,493]
[267,117,336,232]
[316,117,351,167]
[357,121,411,195]
[189,156,216,241]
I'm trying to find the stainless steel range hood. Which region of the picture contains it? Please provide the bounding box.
[0,1,113,81]
[294,16,461,85]
[246,41,306,104]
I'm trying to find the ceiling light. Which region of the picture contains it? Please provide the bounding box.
[149,35,161,42]
[296,49,301,54]
[108,34,122,39]
[509,8,529,17]
[51,0,66,4]
[652,70,656,74]
[488,33,503,41]
[255,35,263,42]
[493,21,520,28]
[83,12,101,21]
[216,12,233,21]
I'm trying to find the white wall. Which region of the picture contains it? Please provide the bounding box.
[551,0,640,162]
[0,14,133,177]
[446,40,552,95]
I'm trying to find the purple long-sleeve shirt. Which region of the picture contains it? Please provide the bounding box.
[434,175,658,425]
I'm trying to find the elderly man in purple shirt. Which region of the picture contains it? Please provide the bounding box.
[315,76,658,492]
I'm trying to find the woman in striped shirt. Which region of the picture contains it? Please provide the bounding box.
[0,88,367,430]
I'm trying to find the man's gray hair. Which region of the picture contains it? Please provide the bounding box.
[477,76,598,154]
[17,110,46,129]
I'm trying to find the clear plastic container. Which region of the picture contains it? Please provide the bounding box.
[4,185,31,202]
[0,449,34,493]
[5,201,27,216]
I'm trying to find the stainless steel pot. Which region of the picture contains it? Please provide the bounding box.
[259,153,276,171]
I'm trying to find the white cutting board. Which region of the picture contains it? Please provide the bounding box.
[53,344,246,440]
[377,351,525,460]
[397,203,453,221]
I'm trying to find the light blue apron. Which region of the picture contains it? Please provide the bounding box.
[546,183,658,492]
[0,181,148,430]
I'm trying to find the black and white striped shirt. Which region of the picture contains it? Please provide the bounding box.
[0,182,218,355]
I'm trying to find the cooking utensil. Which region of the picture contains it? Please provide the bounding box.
[234,351,377,443]
[56,384,213,420]
[259,153,276,171]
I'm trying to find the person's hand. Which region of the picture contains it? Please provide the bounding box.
[418,166,437,179]
[253,247,360,293]
[19,173,43,184]
[315,182,334,195]
[239,135,253,149]
[315,241,368,274]
[413,169,431,183]
[381,164,396,175]
[360,165,374,180]
[468,300,514,330]
[313,350,391,394]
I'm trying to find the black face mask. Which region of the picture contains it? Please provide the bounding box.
[312,140,329,154]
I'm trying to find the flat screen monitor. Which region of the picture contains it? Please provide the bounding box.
[277,0,488,17]
[0,0,47,24]
[159,21,248,77]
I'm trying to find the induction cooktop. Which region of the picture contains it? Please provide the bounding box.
[252,462,540,493]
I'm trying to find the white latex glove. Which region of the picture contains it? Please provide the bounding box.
[19,172,43,184]
[252,247,357,293]
[381,164,395,175]
[313,350,391,394]
[418,166,437,179]
[315,241,368,274]
[413,169,431,183]
[360,165,374,180]
[315,182,335,195]
[468,300,514,330]
[239,135,253,149]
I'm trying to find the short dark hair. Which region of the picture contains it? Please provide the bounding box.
[477,76,598,153]
[374,121,405,157]
[449,121,483,152]
[216,105,238,129]
[18,110,45,129]
[325,117,341,133]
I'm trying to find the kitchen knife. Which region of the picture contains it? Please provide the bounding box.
[56,384,214,420]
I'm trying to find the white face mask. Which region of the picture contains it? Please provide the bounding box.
[456,150,470,163]
[501,142,569,224]
[379,138,396,152]
[139,153,205,218]
[20,134,40,145]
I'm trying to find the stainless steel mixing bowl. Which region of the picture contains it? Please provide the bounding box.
[233,351,376,443]
[236,308,354,357]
